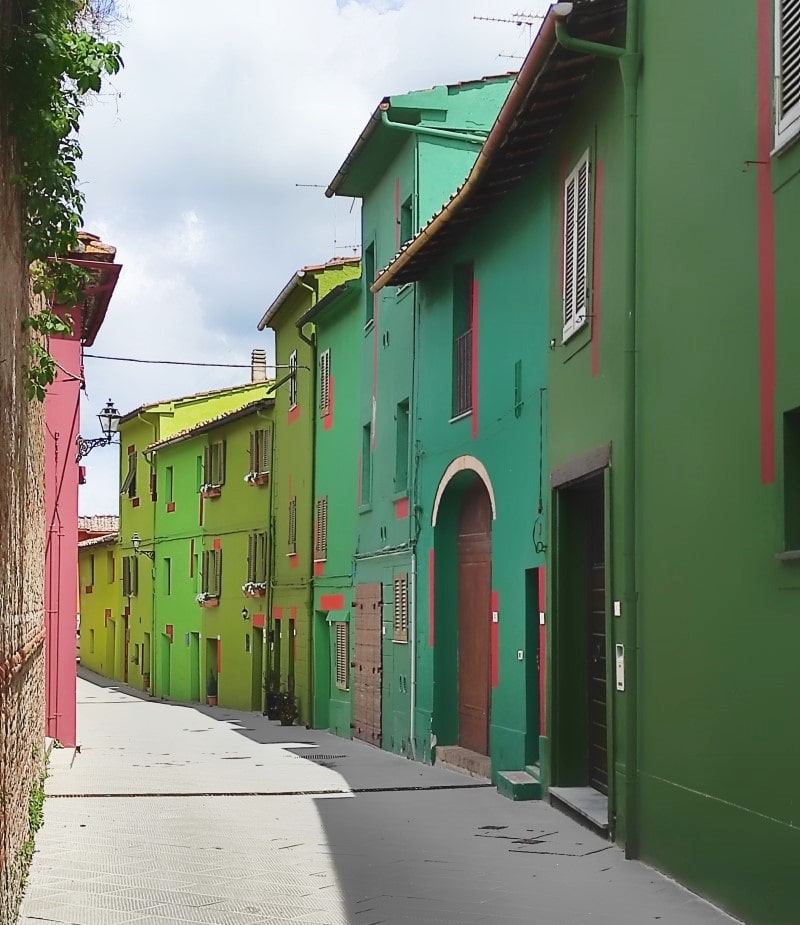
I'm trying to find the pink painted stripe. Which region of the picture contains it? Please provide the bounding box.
[428,548,435,648]
[591,160,605,377]
[757,0,776,484]
[394,497,409,520]
[320,593,345,611]
[471,278,480,440]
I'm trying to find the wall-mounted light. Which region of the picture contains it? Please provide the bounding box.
[76,399,121,461]
[241,606,249,621]
[131,532,155,560]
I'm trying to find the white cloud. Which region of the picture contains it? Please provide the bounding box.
[77,0,548,514]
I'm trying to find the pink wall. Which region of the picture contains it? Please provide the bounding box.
[44,331,82,747]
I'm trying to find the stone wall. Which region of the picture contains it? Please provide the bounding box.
[0,1,48,921]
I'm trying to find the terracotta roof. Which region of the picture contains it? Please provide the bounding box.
[146,396,275,452]
[59,231,122,347]
[372,0,627,290]
[257,257,361,331]
[78,532,118,549]
[120,380,272,425]
[78,515,119,534]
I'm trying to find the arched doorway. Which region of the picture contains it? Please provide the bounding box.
[456,480,492,754]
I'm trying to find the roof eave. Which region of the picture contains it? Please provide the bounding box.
[325,100,388,199]
[257,271,306,331]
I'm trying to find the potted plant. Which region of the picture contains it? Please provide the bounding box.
[276,691,298,727]
[206,673,218,706]
[263,680,280,720]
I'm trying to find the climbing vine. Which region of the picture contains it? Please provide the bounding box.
[2,0,123,399]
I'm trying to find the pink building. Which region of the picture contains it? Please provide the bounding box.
[45,233,121,746]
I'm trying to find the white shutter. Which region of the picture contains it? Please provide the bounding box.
[777,0,800,146]
[562,150,591,341]
[335,622,349,690]
[289,350,298,409]
[393,574,409,642]
[319,350,331,417]
[288,497,297,554]
[315,497,328,559]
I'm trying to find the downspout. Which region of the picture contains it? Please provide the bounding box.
[380,107,488,146]
[256,406,274,713]
[553,0,642,857]
[137,412,158,698]
[296,279,317,727]
[409,136,421,760]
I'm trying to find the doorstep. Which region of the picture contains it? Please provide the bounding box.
[549,786,609,834]
[435,745,491,781]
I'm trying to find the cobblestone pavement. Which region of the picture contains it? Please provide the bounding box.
[19,671,739,925]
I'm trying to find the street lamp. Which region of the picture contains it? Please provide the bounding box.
[131,532,155,561]
[76,399,121,461]
[241,607,249,621]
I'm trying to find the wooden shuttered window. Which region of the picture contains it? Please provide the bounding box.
[393,573,409,643]
[202,549,222,596]
[288,496,297,554]
[121,450,137,498]
[315,496,328,560]
[319,349,331,417]
[335,621,349,691]
[562,150,590,342]
[122,555,138,597]
[203,441,226,485]
[289,350,298,409]
[247,531,268,583]
[777,0,800,147]
[249,428,271,475]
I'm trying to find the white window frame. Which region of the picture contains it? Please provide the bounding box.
[289,350,298,409]
[335,621,349,691]
[562,149,591,343]
[775,0,800,149]
[319,349,331,417]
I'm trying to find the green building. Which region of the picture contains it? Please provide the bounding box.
[257,258,361,725]
[298,278,362,736]
[325,76,514,756]
[148,393,275,711]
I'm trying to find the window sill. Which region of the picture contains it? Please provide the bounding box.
[449,410,472,424]
[393,489,409,502]
[775,549,800,562]
[358,503,373,515]
[392,638,409,645]
[364,319,375,335]
[396,283,413,302]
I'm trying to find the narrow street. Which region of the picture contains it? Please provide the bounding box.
[20,671,737,925]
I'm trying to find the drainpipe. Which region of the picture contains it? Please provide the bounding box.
[553,0,642,857]
[296,279,318,727]
[137,412,158,699]
[380,107,488,146]
[257,406,275,714]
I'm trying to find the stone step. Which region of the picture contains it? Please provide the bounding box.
[496,770,542,801]
[435,745,491,780]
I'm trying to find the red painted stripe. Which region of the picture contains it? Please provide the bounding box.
[490,590,499,688]
[252,612,265,629]
[471,278,480,440]
[320,593,346,611]
[323,376,335,431]
[428,548,435,648]
[85,586,92,594]
[166,501,175,513]
[288,405,300,425]
[758,0,776,484]
[272,606,283,619]
[290,606,297,619]
[216,640,222,674]
[127,444,135,454]
[213,538,221,551]
[394,496,409,519]
[314,560,325,577]
[289,553,299,569]
[591,160,605,377]
[538,566,546,735]
[131,497,140,508]
[104,608,111,618]
[395,177,401,250]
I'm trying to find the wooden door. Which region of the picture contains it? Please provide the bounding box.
[353,583,382,746]
[122,616,129,683]
[457,482,492,755]
[587,492,608,794]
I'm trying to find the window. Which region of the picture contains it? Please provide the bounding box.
[319,349,331,417]
[395,399,410,490]
[315,497,328,560]
[393,574,409,642]
[165,466,174,503]
[121,449,137,498]
[196,455,204,490]
[452,263,474,417]
[335,621,349,690]
[149,468,157,502]
[364,242,375,326]
[202,548,222,597]
[203,441,226,486]
[164,558,172,595]
[89,629,95,655]
[289,350,298,409]
[107,551,115,583]
[122,555,138,597]
[250,428,271,475]
[288,496,297,554]
[400,195,413,247]
[247,531,268,583]
[783,407,800,549]
[562,150,590,341]
[88,554,95,587]
[776,0,800,147]
[361,423,372,505]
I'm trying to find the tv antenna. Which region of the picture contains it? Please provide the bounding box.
[473,10,544,55]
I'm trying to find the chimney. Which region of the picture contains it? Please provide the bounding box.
[251,348,267,383]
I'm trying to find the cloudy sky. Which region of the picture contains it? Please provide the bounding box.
[77,0,548,515]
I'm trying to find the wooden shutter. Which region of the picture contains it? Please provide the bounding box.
[393,573,409,642]
[249,431,257,472]
[121,451,136,496]
[315,497,328,559]
[257,532,268,581]
[131,556,139,597]
[219,440,226,485]
[258,428,271,474]
[247,532,257,583]
[201,550,210,594]
[122,556,131,597]
[335,622,349,690]
[203,446,212,485]
[319,350,331,417]
[778,0,800,145]
[288,497,297,554]
[149,468,157,501]
[562,150,590,341]
[213,549,222,596]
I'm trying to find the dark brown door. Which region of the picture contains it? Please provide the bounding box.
[353,583,382,746]
[587,493,608,794]
[123,616,129,683]
[457,481,492,755]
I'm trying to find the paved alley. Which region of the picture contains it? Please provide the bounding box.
[20,671,739,925]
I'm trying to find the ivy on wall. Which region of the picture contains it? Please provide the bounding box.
[2,1,123,399]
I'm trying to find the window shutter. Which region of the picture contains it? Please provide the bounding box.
[121,451,136,496]
[393,574,409,642]
[203,446,212,486]
[131,556,139,597]
[122,556,130,597]
[214,549,222,596]
[258,428,271,474]
[335,622,349,690]
[247,532,257,584]
[219,440,226,485]
[257,531,268,582]
[562,151,590,341]
[319,350,331,417]
[249,431,257,472]
[289,351,298,408]
[288,497,297,553]
[201,550,209,594]
[778,0,800,145]
[315,497,328,559]
[150,469,157,502]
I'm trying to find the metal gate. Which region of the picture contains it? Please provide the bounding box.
[353,583,382,746]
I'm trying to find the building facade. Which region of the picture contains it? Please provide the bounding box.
[77,531,119,677]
